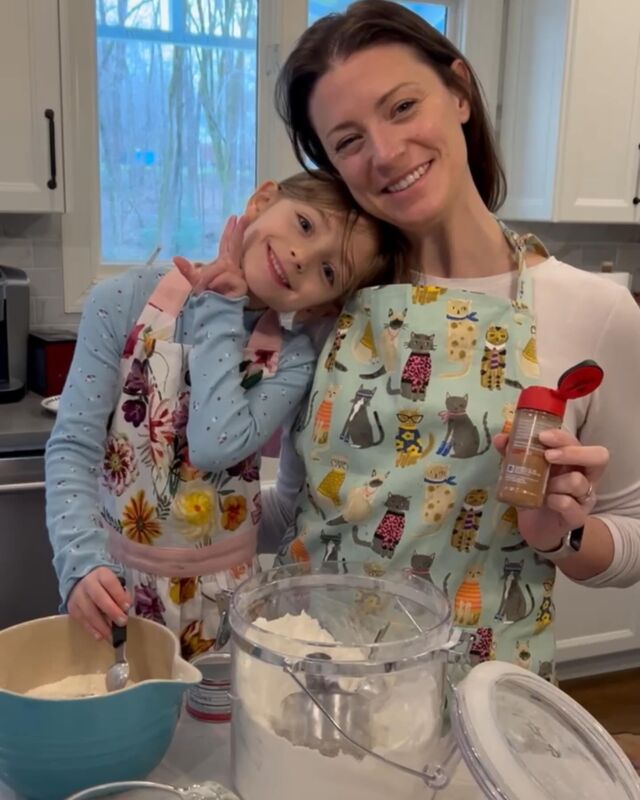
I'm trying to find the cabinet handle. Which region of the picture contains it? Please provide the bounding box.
[0,480,45,494]
[44,108,57,190]
[634,144,640,206]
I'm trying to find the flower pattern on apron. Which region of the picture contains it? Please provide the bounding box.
[99,268,282,660]
[282,228,559,680]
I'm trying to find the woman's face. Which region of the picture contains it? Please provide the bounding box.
[309,44,472,235]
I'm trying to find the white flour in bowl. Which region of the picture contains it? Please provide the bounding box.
[233,612,444,800]
[24,673,133,698]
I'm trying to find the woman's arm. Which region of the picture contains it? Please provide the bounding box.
[258,423,306,552]
[186,292,317,472]
[561,288,640,587]
[46,268,155,607]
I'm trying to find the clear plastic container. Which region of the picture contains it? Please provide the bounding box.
[229,563,455,800]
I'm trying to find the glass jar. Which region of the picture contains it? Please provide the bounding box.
[228,563,455,800]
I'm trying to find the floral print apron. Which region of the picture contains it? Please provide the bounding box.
[100,268,281,660]
[282,228,559,680]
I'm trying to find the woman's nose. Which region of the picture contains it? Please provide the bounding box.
[370,130,405,170]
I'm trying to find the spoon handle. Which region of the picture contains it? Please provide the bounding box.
[113,575,128,648]
[112,621,127,648]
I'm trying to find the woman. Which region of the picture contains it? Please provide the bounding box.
[263,0,640,676]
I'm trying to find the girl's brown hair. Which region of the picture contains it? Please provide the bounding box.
[276,0,506,212]
[277,169,403,293]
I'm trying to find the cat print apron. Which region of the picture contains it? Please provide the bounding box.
[282,227,558,680]
[100,268,282,660]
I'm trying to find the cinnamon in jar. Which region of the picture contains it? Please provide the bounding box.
[496,360,604,508]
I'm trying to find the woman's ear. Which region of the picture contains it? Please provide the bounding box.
[450,59,472,124]
[245,180,280,220]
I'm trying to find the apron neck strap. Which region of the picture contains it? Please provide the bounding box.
[146,267,193,318]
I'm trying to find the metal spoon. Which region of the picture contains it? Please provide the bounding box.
[106,620,129,692]
[106,578,130,692]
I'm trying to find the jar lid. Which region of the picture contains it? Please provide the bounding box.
[451,661,640,800]
[517,360,604,416]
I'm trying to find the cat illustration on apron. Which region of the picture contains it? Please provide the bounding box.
[283,228,558,679]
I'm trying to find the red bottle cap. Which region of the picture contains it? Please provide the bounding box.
[517,360,604,418]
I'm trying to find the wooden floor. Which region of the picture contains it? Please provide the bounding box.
[561,668,640,734]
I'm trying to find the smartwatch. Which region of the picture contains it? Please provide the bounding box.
[533,525,585,562]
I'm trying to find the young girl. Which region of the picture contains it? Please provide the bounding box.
[46,170,393,659]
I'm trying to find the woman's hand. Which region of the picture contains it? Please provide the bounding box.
[494,428,609,551]
[67,567,132,640]
[174,214,251,298]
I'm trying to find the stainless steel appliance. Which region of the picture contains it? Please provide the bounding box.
[0,452,60,628]
[0,265,29,404]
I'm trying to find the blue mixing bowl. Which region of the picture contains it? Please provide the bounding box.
[0,615,201,800]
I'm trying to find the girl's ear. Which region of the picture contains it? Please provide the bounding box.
[245,180,280,220]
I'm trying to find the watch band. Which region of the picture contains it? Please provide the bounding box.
[532,525,585,562]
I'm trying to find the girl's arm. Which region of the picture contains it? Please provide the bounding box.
[45,269,158,610]
[186,291,316,472]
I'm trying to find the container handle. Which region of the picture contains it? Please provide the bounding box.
[283,661,451,790]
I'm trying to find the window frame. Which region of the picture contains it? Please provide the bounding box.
[59,0,502,312]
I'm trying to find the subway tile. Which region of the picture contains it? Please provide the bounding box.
[0,214,61,241]
[0,239,34,270]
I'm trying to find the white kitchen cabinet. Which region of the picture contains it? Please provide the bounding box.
[499,0,640,223]
[0,0,65,213]
[555,571,640,679]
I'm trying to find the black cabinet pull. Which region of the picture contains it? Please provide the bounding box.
[44,108,57,190]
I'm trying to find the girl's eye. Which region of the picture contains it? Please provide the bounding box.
[322,262,336,286]
[297,214,312,233]
[393,99,416,117]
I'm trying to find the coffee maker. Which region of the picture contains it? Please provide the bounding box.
[0,266,29,404]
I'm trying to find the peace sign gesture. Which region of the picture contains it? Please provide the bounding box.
[174,214,252,298]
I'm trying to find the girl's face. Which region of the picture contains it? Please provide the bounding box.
[309,44,472,236]
[241,184,377,313]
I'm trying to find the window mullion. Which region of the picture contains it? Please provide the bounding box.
[256,0,308,184]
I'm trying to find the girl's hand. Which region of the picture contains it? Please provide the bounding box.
[174,214,251,298]
[67,567,132,640]
[493,428,609,551]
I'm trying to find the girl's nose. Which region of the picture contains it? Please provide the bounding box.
[291,250,304,272]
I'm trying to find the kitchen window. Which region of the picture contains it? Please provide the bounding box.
[60,0,503,310]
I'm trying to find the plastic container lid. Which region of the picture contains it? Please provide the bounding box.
[451,661,640,800]
[517,360,604,416]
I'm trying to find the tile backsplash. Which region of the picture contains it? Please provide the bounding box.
[0,214,639,331]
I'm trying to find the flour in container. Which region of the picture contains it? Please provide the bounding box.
[233,611,444,800]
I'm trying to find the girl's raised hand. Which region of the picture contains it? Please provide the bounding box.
[173,214,251,298]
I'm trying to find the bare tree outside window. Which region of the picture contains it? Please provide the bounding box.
[95,1,448,265]
[96,0,257,264]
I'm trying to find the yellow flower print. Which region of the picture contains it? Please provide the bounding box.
[221,495,247,532]
[122,490,161,544]
[172,481,216,542]
[169,577,198,605]
[180,620,215,660]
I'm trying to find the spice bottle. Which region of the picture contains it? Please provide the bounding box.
[496,361,604,508]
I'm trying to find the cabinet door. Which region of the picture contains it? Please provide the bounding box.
[555,571,640,678]
[556,0,640,222]
[0,0,64,213]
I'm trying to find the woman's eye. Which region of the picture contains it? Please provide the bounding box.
[335,135,359,153]
[297,214,312,233]
[322,263,336,286]
[394,99,416,117]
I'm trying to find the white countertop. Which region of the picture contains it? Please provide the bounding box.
[0,710,482,800]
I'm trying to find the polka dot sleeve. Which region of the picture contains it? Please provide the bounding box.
[45,268,163,607]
